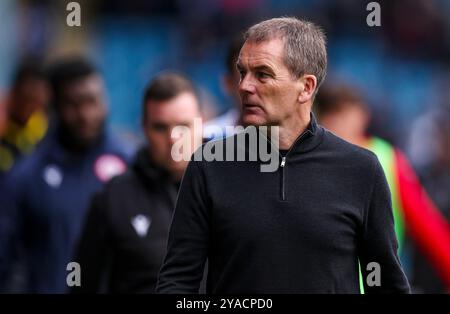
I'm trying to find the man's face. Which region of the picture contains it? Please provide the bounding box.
[58,74,107,146]
[319,103,369,143]
[143,92,201,181]
[237,38,303,126]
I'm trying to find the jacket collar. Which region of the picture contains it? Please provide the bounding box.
[289,111,324,155]
[133,146,172,187]
[238,111,324,162]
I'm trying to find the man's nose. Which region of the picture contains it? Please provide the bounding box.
[239,74,256,95]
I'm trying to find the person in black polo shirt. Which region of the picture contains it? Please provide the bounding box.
[73,73,202,293]
[156,17,410,294]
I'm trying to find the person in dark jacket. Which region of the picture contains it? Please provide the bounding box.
[156,17,410,294]
[0,59,50,291]
[1,57,132,293]
[72,72,202,293]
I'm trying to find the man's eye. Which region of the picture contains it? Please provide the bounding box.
[257,72,270,79]
[150,124,167,132]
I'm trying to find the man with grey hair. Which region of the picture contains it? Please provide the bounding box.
[157,17,410,294]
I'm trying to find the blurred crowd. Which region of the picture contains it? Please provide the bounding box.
[0,0,449,293]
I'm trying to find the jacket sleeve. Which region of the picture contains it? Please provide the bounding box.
[395,149,450,289]
[156,159,210,294]
[71,191,112,293]
[358,156,411,294]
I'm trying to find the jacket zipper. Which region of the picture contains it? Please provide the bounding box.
[280,156,287,200]
[279,130,311,201]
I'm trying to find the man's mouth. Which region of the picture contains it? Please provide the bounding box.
[243,102,263,109]
[243,103,264,114]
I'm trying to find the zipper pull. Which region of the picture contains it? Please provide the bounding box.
[280,156,286,167]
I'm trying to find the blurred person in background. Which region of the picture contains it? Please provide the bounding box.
[0,58,49,174]
[0,57,133,293]
[315,85,450,293]
[0,58,49,292]
[0,96,10,292]
[408,87,450,293]
[72,72,202,293]
[203,36,244,140]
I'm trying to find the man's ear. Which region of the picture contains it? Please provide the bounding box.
[298,74,317,103]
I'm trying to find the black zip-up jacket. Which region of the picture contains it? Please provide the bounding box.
[156,114,410,294]
[72,147,177,293]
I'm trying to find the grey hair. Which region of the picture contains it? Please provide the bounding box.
[244,17,327,95]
